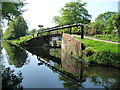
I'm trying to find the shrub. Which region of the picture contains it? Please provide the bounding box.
[85,51,120,68]
[85,47,96,56]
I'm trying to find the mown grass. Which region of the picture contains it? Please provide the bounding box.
[76,38,119,53]
[76,37,120,68]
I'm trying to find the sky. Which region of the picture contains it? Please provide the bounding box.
[22,0,119,30]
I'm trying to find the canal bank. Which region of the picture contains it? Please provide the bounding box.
[62,33,120,68]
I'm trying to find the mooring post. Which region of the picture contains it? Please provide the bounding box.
[81,25,84,39]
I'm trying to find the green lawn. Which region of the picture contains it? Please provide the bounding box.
[76,37,120,68]
[76,37,119,53]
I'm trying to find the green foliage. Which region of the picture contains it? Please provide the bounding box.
[11,35,33,45]
[3,16,28,40]
[53,16,61,25]
[84,47,96,56]
[94,34,120,42]
[37,28,48,33]
[95,11,116,21]
[27,29,37,35]
[1,1,26,20]
[52,0,91,34]
[92,11,117,34]
[53,0,91,26]
[85,51,120,68]
[114,14,120,33]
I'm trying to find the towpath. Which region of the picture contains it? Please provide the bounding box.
[72,35,120,44]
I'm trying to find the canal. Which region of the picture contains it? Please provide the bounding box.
[1,41,120,89]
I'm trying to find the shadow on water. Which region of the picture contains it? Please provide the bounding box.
[1,41,120,89]
[24,46,61,64]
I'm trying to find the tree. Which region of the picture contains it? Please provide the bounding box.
[114,14,120,35]
[53,0,91,26]
[1,0,26,21]
[0,0,26,39]
[93,11,117,34]
[3,16,28,40]
[105,14,117,34]
[53,16,61,25]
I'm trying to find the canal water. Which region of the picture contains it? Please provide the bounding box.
[1,42,120,89]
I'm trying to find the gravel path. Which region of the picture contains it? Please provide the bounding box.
[72,35,120,44]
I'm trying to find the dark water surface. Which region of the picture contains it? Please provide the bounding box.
[1,42,120,89]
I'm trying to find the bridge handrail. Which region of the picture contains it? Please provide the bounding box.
[37,23,84,39]
[38,23,83,33]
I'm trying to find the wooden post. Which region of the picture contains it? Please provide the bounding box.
[81,25,84,39]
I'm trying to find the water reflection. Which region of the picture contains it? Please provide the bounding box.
[85,65,120,89]
[2,66,23,89]
[27,46,120,89]
[1,42,120,89]
[0,41,2,90]
[25,47,61,64]
[2,42,28,68]
[60,51,86,88]
[61,50,120,89]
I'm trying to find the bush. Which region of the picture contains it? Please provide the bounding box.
[84,47,96,56]
[85,51,120,68]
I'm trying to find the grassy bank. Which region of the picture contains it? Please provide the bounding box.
[6,35,33,46]
[76,37,120,68]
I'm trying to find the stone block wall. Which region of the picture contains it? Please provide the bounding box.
[62,33,85,56]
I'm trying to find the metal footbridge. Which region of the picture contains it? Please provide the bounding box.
[37,23,84,39]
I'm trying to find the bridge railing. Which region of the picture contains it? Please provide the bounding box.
[37,23,84,39]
